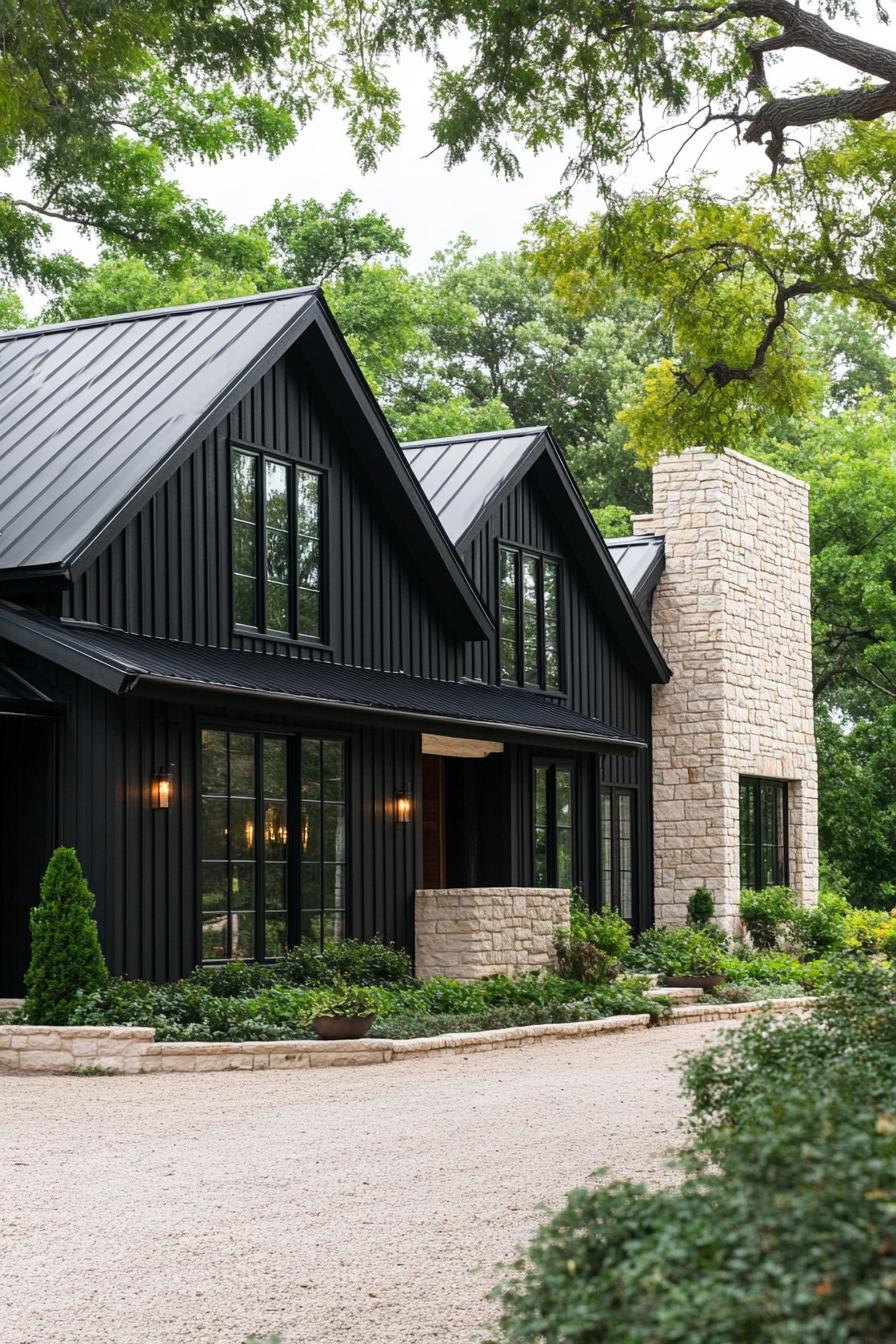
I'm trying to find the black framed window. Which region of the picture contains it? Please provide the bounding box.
[200,728,346,961]
[739,777,788,889]
[600,787,635,920]
[231,446,323,641]
[533,762,574,887]
[498,544,561,690]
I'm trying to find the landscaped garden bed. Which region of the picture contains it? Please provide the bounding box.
[4,850,894,1061]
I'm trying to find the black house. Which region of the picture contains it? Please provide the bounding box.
[0,289,669,994]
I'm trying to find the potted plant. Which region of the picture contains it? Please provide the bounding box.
[311,980,380,1040]
[648,927,726,990]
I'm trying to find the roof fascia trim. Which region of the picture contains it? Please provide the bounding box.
[0,604,131,694]
[532,442,671,683]
[297,307,493,641]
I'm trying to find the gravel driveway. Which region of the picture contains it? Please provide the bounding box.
[0,1021,728,1344]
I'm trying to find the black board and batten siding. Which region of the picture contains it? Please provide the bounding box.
[458,462,654,929]
[64,348,468,682]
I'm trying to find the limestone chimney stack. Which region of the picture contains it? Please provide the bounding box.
[633,448,818,929]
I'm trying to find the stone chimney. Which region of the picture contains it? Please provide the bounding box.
[633,448,818,929]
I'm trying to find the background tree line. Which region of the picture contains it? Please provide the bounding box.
[2,190,895,907]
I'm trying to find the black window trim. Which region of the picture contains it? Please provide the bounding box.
[229,438,329,647]
[196,717,351,963]
[599,783,638,922]
[739,775,790,891]
[531,757,576,889]
[496,538,565,694]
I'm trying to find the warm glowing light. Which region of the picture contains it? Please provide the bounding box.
[245,819,255,848]
[395,787,413,824]
[301,814,310,851]
[151,765,175,810]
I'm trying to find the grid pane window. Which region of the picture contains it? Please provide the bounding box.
[600,787,636,921]
[231,453,258,627]
[499,547,519,681]
[300,737,346,947]
[498,544,562,690]
[200,729,257,961]
[200,729,347,962]
[739,777,788,890]
[296,469,321,637]
[231,447,323,640]
[533,763,575,888]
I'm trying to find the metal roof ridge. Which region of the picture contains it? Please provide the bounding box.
[0,286,321,344]
[401,426,548,449]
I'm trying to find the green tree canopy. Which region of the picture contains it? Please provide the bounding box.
[0,0,402,289]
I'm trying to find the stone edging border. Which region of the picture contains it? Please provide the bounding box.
[0,996,817,1075]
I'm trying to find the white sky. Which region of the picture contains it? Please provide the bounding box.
[8,4,894,309]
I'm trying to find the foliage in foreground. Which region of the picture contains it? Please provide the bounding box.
[488,961,896,1343]
[23,847,108,1025]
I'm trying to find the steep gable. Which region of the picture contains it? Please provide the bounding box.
[0,290,489,640]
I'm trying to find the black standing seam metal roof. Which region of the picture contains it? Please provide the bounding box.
[0,604,646,750]
[0,289,314,570]
[401,426,671,685]
[0,289,492,641]
[402,427,547,547]
[604,534,666,605]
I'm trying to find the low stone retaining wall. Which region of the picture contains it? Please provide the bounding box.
[0,997,816,1075]
[415,886,570,982]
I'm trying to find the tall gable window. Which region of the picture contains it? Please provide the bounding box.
[499,544,561,690]
[739,777,788,889]
[231,446,323,640]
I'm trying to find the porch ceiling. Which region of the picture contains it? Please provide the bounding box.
[0,603,646,752]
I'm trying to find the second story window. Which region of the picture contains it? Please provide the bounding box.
[498,544,561,690]
[231,447,323,641]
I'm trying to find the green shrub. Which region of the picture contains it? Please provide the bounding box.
[189,961,277,996]
[739,885,799,949]
[686,886,715,927]
[277,937,414,987]
[623,926,723,977]
[717,950,806,986]
[489,961,896,1344]
[24,847,108,1025]
[788,891,850,957]
[567,897,632,959]
[554,931,618,985]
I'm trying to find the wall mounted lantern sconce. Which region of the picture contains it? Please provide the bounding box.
[151,764,175,810]
[395,785,413,824]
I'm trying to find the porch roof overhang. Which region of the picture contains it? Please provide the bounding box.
[0,603,646,752]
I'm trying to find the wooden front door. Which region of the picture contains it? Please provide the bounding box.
[421,755,446,888]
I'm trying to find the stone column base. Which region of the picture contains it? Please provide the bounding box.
[415,887,571,982]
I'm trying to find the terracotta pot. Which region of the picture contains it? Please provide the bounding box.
[661,974,725,990]
[311,1013,375,1040]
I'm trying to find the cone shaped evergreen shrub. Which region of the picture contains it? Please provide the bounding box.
[24,847,108,1024]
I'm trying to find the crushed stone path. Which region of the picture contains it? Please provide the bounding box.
[0,1019,730,1344]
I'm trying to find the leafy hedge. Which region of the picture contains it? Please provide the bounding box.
[54,952,668,1041]
[488,961,896,1343]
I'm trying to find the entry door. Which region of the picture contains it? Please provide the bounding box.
[0,717,56,996]
[421,755,446,888]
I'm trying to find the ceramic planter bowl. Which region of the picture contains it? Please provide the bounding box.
[311,1013,376,1040]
